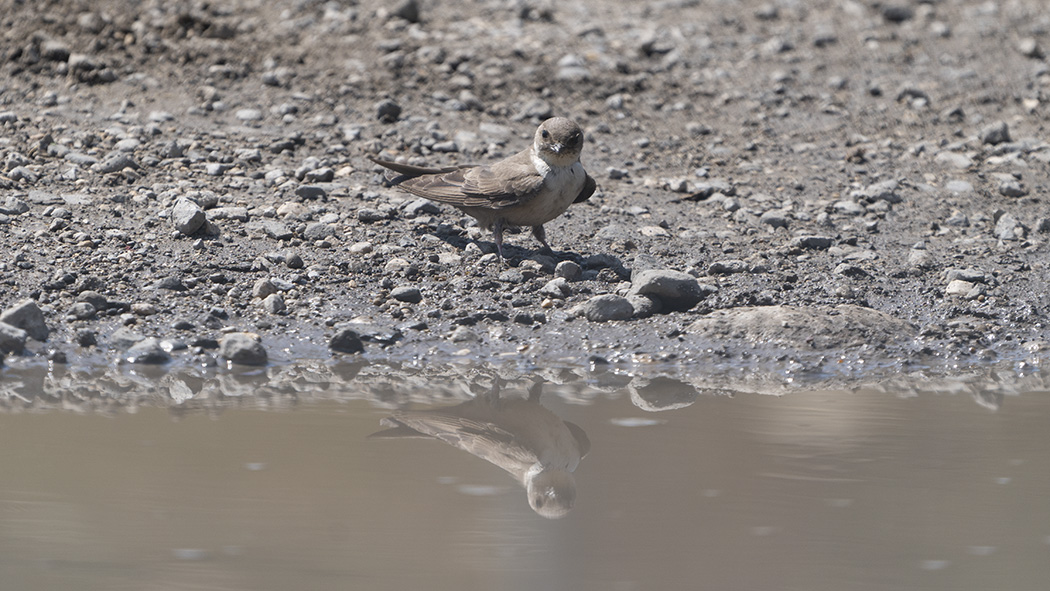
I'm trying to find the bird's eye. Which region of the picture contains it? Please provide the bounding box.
[541,129,550,139]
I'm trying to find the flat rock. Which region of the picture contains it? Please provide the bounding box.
[575,294,635,322]
[628,269,712,312]
[687,304,917,351]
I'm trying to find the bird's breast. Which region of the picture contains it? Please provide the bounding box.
[503,160,586,227]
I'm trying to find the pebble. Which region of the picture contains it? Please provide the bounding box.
[759,209,790,229]
[109,327,146,350]
[390,286,423,303]
[0,196,30,215]
[261,293,287,314]
[539,277,571,299]
[554,260,582,281]
[76,329,97,347]
[708,260,748,275]
[375,99,402,123]
[236,108,263,121]
[449,326,480,342]
[68,302,97,320]
[994,213,1025,241]
[945,180,973,194]
[980,121,1011,145]
[946,268,986,283]
[253,278,278,298]
[125,338,171,364]
[0,299,50,341]
[91,153,139,174]
[131,303,158,316]
[329,327,364,353]
[303,222,335,241]
[935,152,973,169]
[997,179,1027,198]
[172,198,206,235]
[629,269,712,312]
[262,221,293,240]
[790,236,834,250]
[219,332,268,366]
[575,294,635,322]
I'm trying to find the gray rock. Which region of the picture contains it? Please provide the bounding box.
[91,153,139,174]
[575,294,635,322]
[554,260,582,281]
[303,222,335,241]
[390,286,423,304]
[759,209,790,229]
[0,196,29,215]
[539,277,571,299]
[125,337,171,364]
[626,294,660,319]
[790,235,834,250]
[0,322,28,354]
[708,259,747,275]
[235,108,263,121]
[329,328,364,353]
[253,278,278,298]
[0,299,50,341]
[945,279,975,296]
[172,198,206,235]
[68,302,97,320]
[998,179,1027,198]
[994,213,1025,241]
[392,0,420,22]
[857,179,903,203]
[629,269,711,312]
[219,332,268,366]
[262,220,293,240]
[945,180,973,194]
[449,325,481,342]
[980,121,1011,145]
[109,327,146,350]
[376,99,402,123]
[76,329,97,347]
[153,277,188,291]
[261,293,286,314]
[295,185,327,200]
[946,268,986,283]
[935,152,973,169]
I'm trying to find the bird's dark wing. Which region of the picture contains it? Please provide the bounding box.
[573,173,597,204]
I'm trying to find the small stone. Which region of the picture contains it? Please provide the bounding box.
[935,152,973,169]
[172,198,206,235]
[303,222,335,241]
[0,299,50,341]
[153,277,188,291]
[261,293,286,314]
[980,121,1011,146]
[629,269,712,312]
[295,185,327,200]
[76,329,97,347]
[375,99,402,123]
[329,327,364,353]
[1018,37,1043,59]
[790,235,834,250]
[390,286,423,304]
[708,260,748,275]
[946,268,986,284]
[236,108,263,121]
[882,4,914,23]
[449,326,480,342]
[626,294,660,319]
[109,327,146,350]
[219,332,268,366]
[253,278,278,298]
[994,213,1025,241]
[945,180,973,194]
[554,260,582,281]
[945,279,975,296]
[998,179,1027,198]
[131,303,158,316]
[91,153,139,174]
[759,209,790,229]
[575,294,635,322]
[539,277,571,299]
[125,337,171,364]
[68,302,97,320]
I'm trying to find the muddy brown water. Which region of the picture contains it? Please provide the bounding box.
[1,362,1049,590]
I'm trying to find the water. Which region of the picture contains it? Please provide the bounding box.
[1,362,1048,590]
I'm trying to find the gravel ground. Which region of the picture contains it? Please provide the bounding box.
[2,0,1050,381]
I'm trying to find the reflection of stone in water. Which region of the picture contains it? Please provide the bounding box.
[370,379,590,519]
[628,376,698,411]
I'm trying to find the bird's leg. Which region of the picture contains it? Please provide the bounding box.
[493,218,506,261]
[531,224,554,255]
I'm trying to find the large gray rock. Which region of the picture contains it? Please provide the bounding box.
[125,337,171,364]
[1,299,50,341]
[629,269,712,312]
[219,332,268,366]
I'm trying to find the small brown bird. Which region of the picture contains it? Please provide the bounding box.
[369,117,596,259]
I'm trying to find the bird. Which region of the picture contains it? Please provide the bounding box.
[369,117,596,260]
[369,378,591,519]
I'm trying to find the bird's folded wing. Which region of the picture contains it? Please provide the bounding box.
[574,174,597,204]
[381,412,540,471]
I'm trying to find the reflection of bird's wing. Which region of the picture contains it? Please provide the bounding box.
[564,421,591,459]
[375,412,540,477]
[574,174,597,204]
[377,150,546,210]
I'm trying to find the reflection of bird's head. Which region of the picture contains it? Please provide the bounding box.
[525,467,577,519]
[534,117,584,167]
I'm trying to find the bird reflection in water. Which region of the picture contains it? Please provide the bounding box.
[369,379,590,519]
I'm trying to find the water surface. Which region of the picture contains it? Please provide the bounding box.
[1,363,1048,590]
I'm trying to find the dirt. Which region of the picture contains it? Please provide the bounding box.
[2,0,1049,381]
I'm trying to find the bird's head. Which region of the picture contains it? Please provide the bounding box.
[525,467,577,519]
[534,117,585,167]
